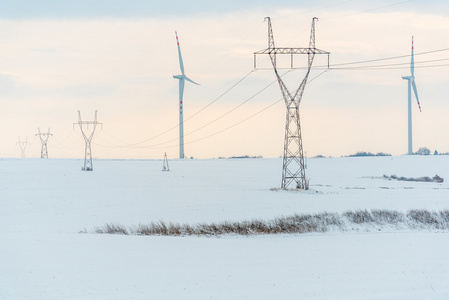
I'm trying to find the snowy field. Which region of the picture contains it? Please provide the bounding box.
[1,156,449,299]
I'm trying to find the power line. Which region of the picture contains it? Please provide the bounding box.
[146,69,330,150]
[92,41,449,153]
[330,63,449,71]
[60,46,449,153]
[327,47,449,68]
[82,47,449,153]
[184,70,256,124]
[94,69,329,151]
[338,57,449,68]
[255,48,449,71]
[96,69,290,149]
[105,69,256,148]
[326,56,449,70]
[184,98,283,146]
[172,70,290,143]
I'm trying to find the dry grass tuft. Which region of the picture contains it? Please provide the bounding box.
[95,223,129,235]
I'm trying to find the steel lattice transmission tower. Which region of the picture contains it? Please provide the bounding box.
[74,110,102,171]
[254,17,329,190]
[35,127,53,158]
[16,137,30,158]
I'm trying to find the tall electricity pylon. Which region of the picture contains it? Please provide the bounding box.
[74,110,102,171]
[16,137,30,158]
[254,17,329,190]
[35,127,53,158]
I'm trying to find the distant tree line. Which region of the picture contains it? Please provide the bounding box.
[345,147,449,157]
[347,151,392,157]
[217,155,263,159]
[414,147,449,155]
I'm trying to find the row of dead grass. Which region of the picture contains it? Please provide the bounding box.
[92,209,449,236]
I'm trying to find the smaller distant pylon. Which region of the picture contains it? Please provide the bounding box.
[36,127,53,158]
[162,152,170,171]
[16,137,30,158]
[74,110,102,171]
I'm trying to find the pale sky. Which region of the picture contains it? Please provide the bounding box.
[1,0,449,159]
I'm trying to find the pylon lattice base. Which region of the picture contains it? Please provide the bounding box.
[281,108,308,189]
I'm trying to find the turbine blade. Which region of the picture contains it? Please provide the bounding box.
[175,31,185,76]
[185,76,199,85]
[410,36,414,77]
[411,80,421,112]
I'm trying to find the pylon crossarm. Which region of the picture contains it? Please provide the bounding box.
[254,47,329,55]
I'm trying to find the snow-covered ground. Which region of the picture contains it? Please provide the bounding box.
[1,156,449,299]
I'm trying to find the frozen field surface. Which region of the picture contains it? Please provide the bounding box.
[1,156,449,299]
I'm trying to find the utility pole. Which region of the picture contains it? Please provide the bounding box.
[35,127,53,158]
[162,152,170,171]
[254,17,330,190]
[74,110,102,171]
[16,137,30,158]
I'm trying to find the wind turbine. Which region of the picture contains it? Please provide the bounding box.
[402,36,422,155]
[173,31,199,159]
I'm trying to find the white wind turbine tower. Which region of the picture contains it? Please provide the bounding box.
[173,31,199,159]
[402,36,422,155]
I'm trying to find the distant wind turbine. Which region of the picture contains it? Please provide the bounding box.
[402,36,422,155]
[173,31,199,159]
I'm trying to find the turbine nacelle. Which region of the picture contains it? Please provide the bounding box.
[402,75,421,113]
